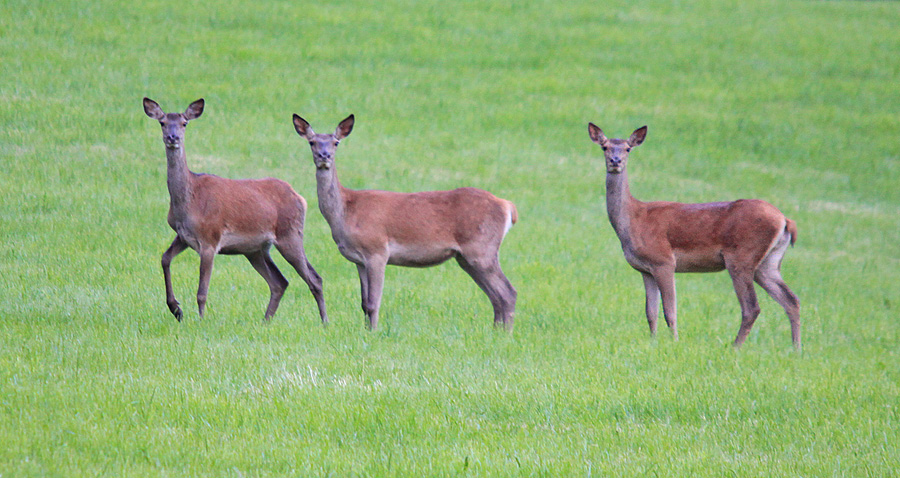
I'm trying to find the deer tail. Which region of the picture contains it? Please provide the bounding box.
[500,200,518,239]
[785,217,797,246]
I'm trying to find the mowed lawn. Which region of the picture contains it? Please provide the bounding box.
[1,0,898,476]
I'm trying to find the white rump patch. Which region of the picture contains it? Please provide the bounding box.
[502,206,513,238]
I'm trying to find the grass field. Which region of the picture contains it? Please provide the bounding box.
[1,0,899,475]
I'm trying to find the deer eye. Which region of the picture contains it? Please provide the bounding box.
[309,141,314,145]
[182,122,187,127]
[626,148,631,152]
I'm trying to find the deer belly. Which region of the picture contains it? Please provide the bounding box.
[387,243,456,268]
[673,248,726,272]
[217,231,276,254]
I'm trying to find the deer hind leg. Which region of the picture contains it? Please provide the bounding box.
[161,236,189,321]
[651,266,678,339]
[641,272,661,336]
[754,236,801,349]
[275,233,328,324]
[197,246,217,318]
[456,254,517,330]
[727,263,761,348]
[246,251,289,321]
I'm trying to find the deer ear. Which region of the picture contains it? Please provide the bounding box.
[628,126,647,147]
[293,114,314,139]
[143,98,164,120]
[588,123,607,145]
[336,114,354,140]
[184,99,204,120]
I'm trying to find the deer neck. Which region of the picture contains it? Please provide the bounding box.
[606,170,637,245]
[315,166,348,232]
[165,145,193,212]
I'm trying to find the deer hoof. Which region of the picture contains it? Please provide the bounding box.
[168,302,183,321]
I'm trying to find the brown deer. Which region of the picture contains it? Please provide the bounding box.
[291,114,518,330]
[143,97,327,323]
[588,123,800,349]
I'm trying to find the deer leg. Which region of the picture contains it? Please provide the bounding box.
[197,247,216,318]
[652,267,678,340]
[729,267,761,348]
[161,236,188,321]
[496,270,517,328]
[641,272,660,336]
[246,251,289,322]
[755,268,801,350]
[456,255,517,330]
[361,258,387,330]
[357,264,369,318]
[275,236,328,324]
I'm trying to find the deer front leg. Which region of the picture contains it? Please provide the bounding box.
[652,267,678,340]
[641,271,660,336]
[361,258,387,330]
[161,236,188,321]
[356,264,369,318]
[197,247,216,318]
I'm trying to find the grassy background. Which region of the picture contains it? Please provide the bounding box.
[1,0,898,475]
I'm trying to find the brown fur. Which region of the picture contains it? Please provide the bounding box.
[589,123,800,349]
[293,114,517,330]
[143,98,327,323]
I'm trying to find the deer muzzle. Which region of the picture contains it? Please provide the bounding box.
[314,154,332,169]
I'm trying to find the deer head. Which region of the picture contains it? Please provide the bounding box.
[292,114,354,170]
[588,124,647,174]
[144,98,205,149]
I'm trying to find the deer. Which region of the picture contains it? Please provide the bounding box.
[142,97,327,324]
[588,123,800,349]
[291,114,518,331]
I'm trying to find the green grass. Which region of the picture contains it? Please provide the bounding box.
[1,0,899,475]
